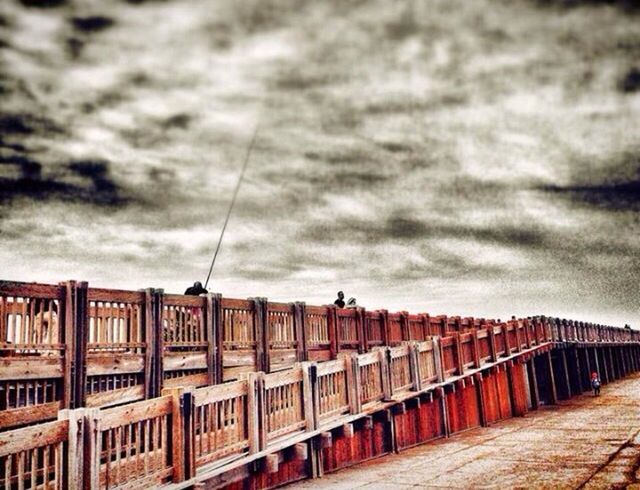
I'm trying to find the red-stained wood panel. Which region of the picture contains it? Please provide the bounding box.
[321,416,391,474]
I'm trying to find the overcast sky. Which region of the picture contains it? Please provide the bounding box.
[1,0,639,327]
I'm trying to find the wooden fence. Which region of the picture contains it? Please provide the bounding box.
[2,334,640,489]
[1,280,638,432]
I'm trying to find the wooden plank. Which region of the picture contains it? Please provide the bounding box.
[85,385,146,408]
[163,372,209,389]
[0,357,64,380]
[99,395,172,430]
[87,288,144,303]
[163,352,208,371]
[0,281,63,299]
[0,401,62,430]
[193,380,248,406]
[85,354,145,376]
[0,419,68,457]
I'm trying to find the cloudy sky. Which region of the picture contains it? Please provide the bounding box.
[1,0,638,326]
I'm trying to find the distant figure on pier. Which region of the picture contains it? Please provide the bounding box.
[184,281,208,296]
[591,372,601,396]
[346,297,357,308]
[334,291,345,308]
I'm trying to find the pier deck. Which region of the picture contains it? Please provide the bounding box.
[297,373,640,489]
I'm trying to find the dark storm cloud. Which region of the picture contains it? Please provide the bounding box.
[540,151,640,210]
[543,180,640,210]
[0,113,62,137]
[0,158,131,206]
[620,67,640,92]
[71,16,115,33]
[18,0,66,8]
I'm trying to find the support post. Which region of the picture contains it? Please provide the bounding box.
[149,288,162,399]
[211,294,223,384]
[247,372,262,454]
[59,408,85,490]
[205,294,217,384]
[526,358,540,410]
[559,349,572,399]
[162,386,194,482]
[545,351,558,404]
[294,302,307,361]
[73,281,89,409]
[475,372,488,426]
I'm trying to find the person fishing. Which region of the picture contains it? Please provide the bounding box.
[591,371,601,396]
[184,281,208,296]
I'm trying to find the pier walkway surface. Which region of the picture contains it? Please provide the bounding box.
[296,373,640,489]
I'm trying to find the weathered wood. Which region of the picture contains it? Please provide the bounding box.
[320,431,332,448]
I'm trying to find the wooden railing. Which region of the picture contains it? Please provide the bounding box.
[1,328,639,489]
[1,279,638,432]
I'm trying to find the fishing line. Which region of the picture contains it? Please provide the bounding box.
[204,123,260,290]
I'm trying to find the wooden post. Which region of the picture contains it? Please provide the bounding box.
[545,351,558,404]
[514,322,522,353]
[436,387,450,438]
[84,407,101,490]
[253,298,268,373]
[300,362,315,431]
[432,337,445,383]
[247,372,261,454]
[205,294,216,385]
[380,348,392,401]
[211,294,223,384]
[421,314,430,341]
[257,372,267,451]
[400,311,410,341]
[502,323,511,356]
[409,342,421,391]
[74,281,89,409]
[380,309,390,347]
[572,347,583,394]
[59,408,85,490]
[61,281,75,409]
[488,326,498,362]
[507,360,527,417]
[582,347,592,392]
[475,373,488,426]
[598,347,609,384]
[526,358,540,410]
[328,305,338,359]
[162,386,192,482]
[523,319,532,349]
[147,288,160,399]
[356,307,366,353]
[471,329,481,369]
[559,349,572,398]
[454,332,464,376]
[294,302,307,361]
[343,353,360,414]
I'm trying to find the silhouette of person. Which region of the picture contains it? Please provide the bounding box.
[591,372,601,396]
[334,291,345,308]
[184,281,208,296]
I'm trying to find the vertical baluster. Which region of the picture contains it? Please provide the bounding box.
[143,419,150,475]
[42,446,50,490]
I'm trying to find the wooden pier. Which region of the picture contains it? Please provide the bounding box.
[0,279,638,489]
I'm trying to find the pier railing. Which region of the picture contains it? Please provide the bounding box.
[0,333,553,489]
[0,279,638,432]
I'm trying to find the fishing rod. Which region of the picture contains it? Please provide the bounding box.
[203,124,260,290]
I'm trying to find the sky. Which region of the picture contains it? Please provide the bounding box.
[0,0,639,327]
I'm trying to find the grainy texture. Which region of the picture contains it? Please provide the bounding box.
[0,1,638,327]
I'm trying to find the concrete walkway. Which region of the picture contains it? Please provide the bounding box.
[295,373,640,489]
